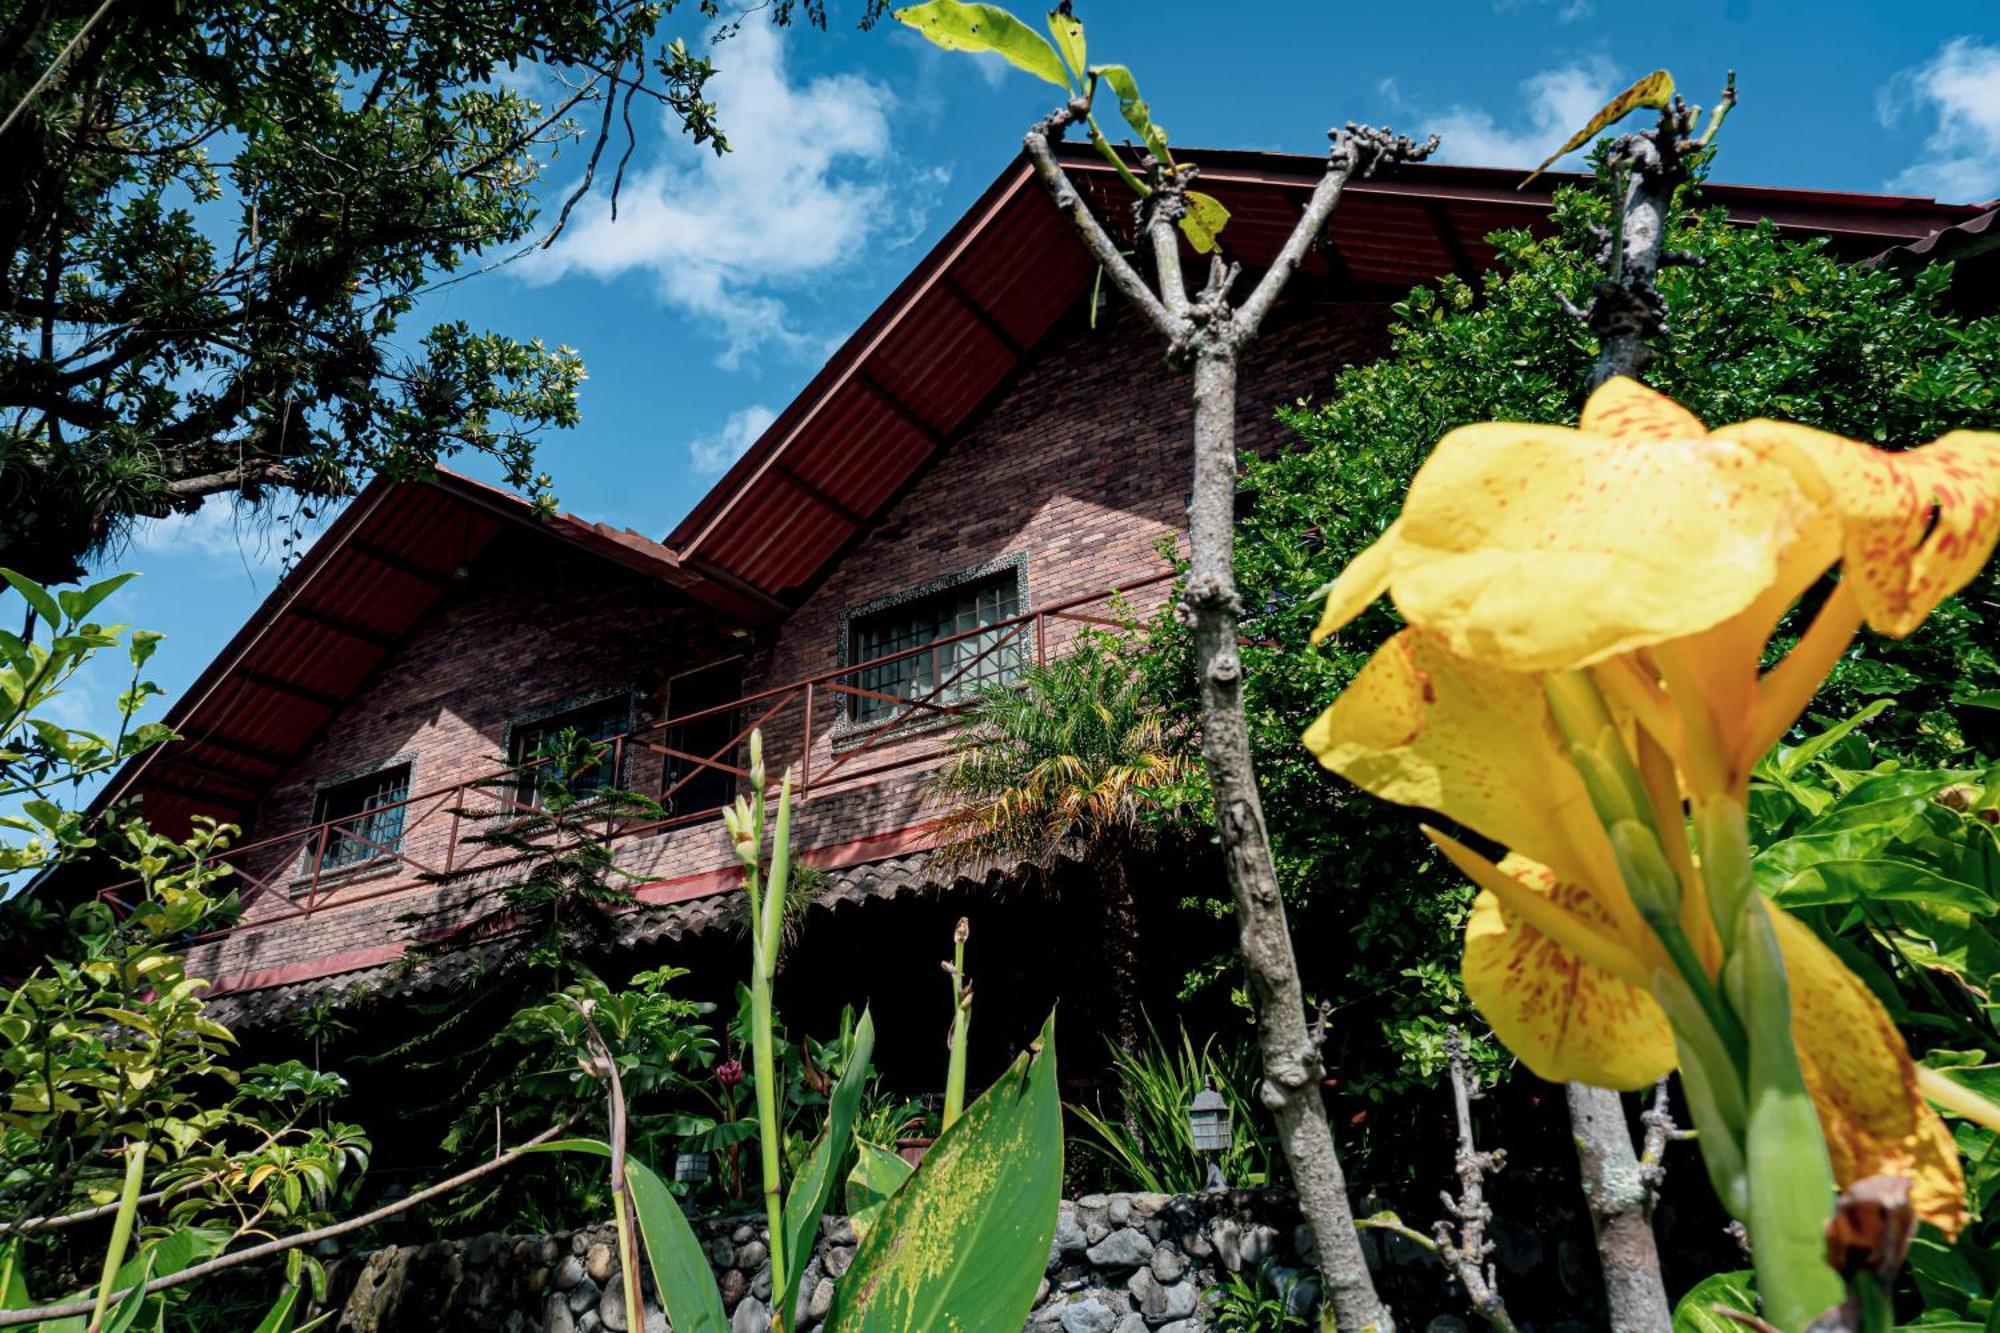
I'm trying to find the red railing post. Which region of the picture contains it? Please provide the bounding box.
[800,681,814,800]
[308,824,329,910]
[1035,611,1046,665]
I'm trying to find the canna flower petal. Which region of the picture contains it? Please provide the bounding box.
[1578,374,1705,443]
[1367,420,1818,672]
[1769,907,1968,1237]
[1304,628,1627,912]
[1714,420,2000,639]
[1458,852,1678,1090]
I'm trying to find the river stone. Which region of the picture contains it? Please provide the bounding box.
[1058,1298,1119,1333]
[824,1244,856,1279]
[1108,1197,1132,1226]
[567,1276,601,1314]
[718,1267,747,1308]
[824,1216,856,1246]
[1085,1228,1153,1268]
[1157,1322,1201,1333]
[577,1314,602,1333]
[546,1296,578,1333]
[587,1242,616,1284]
[809,1278,836,1320]
[732,1223,756,1244]
[711,1237,737,1268]
[1112,1317,1148,1333]
[556,1255,587,1291]
[599,1283,629,1332]
[1054,1210,1088,1254]
[736,1239,769,1271]
[732,1295,770,1333]
[1131,1270,1198,1322]
[1150,1245,1186,1282]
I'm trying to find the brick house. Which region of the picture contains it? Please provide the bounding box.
[80,147,1992,1078]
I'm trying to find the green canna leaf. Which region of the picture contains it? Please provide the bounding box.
[1671,1269,1757,1333]
[778,1008,876,1324]
[824,1012,1062,1332]
[843,1140,914,1243]
[892,2,1070,88]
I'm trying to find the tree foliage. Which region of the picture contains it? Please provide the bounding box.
[0,0,879,581]
[1140,175,2000,1100]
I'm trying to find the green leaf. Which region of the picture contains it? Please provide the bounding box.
[891,2,1070,87]
[1178,191,1231,255]
[1090,65,1169,163]
[1,570,62,634]
[843,1140,914,1244]
[529,1140,727,1333]
[779,1008,876,1320]
[1760,855,1998,915]
[1758,699,1893,780]
[1735,900,1845,1331]
[1045,9,1084,82]
[55,574,136,626]
[247,1284,300,1333]
[1672,1270,1757,1333]
[824,1012,1062,1332]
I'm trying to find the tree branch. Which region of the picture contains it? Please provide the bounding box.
[1022,95,1185,346]
[1234,122,1437,342]
[0,1120,573,1329]
[1433,1029,1518,1333]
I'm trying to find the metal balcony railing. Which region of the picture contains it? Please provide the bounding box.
[94,572,1175,943]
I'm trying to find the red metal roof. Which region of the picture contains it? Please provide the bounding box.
[668,144,1992,605]
[97,471,760,835]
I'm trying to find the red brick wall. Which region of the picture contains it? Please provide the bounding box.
[186,287,1386,995]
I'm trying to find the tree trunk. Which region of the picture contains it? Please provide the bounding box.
[1566,1083,1672,1332]
[1186,345,1392,1333]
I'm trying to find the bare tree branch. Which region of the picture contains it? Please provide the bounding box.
[1234,123,1437,342]
[1433,1029,1518,1333]
[1022,95,1185,346]
[0,1120,573,1329]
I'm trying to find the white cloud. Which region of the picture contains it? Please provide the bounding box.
[529,23,943,367]
[128,500,334,578]
[1417,58,1620,171]
[1495,0,1595,22]
[688,404,777,475]
[1879,37,2000,201]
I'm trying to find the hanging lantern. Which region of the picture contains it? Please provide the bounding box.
[673,1151,711,1185]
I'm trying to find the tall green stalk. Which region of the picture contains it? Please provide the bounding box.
[728,732,792,1306]
[942,918,972,1130]
[87,1139,144,1332]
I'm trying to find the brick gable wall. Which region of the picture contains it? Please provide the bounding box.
[182,288,1386,998]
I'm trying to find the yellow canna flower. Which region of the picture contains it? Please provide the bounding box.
[1303,378,2000,1238]
[1313,378,2000,801]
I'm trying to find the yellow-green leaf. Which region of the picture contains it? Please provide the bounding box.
[1090,64,1170,164]
[1046,8,1084,82]
[892,1,1070,88]
[843,1140,914,1243]
[1525,69,1676,183]
[1178,190,1230,254]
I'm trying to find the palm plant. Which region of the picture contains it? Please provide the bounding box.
[927,630,1197,1059]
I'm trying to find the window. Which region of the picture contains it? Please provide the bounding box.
[849,570,1024,726]
[313,764,411,870]
[509,694,630,804]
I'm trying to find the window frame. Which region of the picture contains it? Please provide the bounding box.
[501,687,638,806]
[309,755,416,872]
[835,554,1029,735]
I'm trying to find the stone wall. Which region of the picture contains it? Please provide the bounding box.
[323,1191,1426,1333]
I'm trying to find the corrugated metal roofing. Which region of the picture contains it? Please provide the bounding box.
[669,145,1992,604]
[96,472,756,837]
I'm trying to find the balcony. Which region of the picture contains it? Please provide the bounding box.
[95,572,1176,973]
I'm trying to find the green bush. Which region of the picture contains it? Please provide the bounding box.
[1139,174,2000,1104]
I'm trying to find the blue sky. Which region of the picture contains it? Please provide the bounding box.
[58,0,2000,744]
